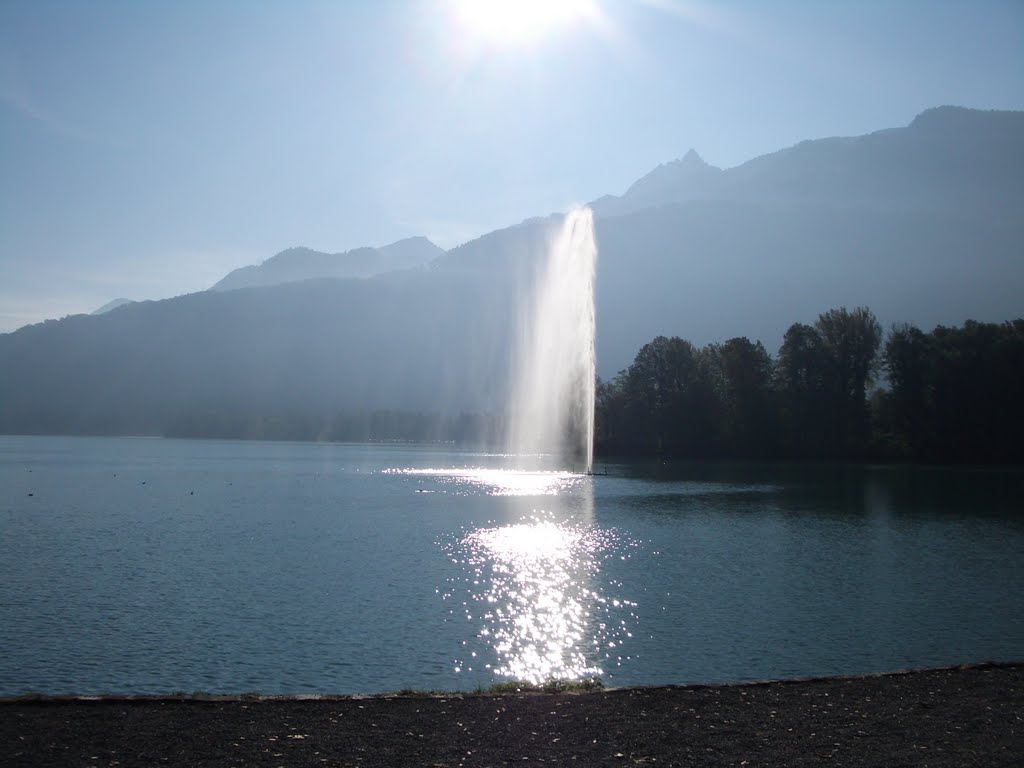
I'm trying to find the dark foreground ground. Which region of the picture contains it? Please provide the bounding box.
[3,664,1021,767]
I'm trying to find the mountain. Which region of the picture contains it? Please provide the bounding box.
[2,106,1022,438]
[591,106,1024,219]
[91,298,135,315]
[210,236,444,291]
[590,148,724,217]
[440,107,1024,377]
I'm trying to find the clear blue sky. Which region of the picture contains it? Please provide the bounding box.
[2,0,1022,332]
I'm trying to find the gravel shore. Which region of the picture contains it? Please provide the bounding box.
[3,663,1020,767]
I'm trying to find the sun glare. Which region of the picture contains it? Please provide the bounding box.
[449,0,597,47]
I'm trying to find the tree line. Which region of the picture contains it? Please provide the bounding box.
[160,307,1022,464]
[596,308,1024,463]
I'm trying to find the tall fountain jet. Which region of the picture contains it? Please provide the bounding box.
[509,206,598,472]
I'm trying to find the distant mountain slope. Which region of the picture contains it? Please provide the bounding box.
[210,236,444,291]
[591,106,1024,219]
[2,106,1022,438]
[0,265,522,436]
[590,148,724,217]
[91,298,134,315]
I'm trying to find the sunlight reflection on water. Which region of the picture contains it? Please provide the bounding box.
[384,466,581,496]
[450,514,638,682]
[388,465,641,684]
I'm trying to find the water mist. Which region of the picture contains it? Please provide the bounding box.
[508,206,598,471]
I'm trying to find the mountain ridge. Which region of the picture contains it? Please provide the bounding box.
[209,236,444,292]
[590,105,1024,220]
[2,105,1022,438]
[91,298,135,315]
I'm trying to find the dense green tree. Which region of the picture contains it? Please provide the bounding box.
[929,320,1024,462]
[593,336,719,456]
[776,322,828,457]
[624,336,699,454]
[815,306,882,456]
[857,317,1023,462]
[594,375,625,451]
[704,337,777,457]
[882,324,935,456]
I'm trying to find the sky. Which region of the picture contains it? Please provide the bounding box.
[1,0,1022,333]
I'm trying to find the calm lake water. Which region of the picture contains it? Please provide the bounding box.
[1,435,1021,695]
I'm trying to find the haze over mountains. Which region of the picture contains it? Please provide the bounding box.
[210,237,444,292]
[2,106,1022,438]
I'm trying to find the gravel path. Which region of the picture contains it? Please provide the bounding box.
[3,663,1020,767]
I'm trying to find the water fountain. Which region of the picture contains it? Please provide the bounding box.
[508,206,598,472]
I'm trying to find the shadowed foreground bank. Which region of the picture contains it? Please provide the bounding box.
[3,664,1020,767]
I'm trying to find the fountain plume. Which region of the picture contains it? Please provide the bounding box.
[508,206,597,471]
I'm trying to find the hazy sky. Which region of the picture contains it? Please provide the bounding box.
[2,0,1022,332]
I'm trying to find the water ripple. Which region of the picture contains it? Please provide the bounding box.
[385,467,582,496]
[441,513,639,684]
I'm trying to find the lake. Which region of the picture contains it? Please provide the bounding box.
[1,435,1021,696]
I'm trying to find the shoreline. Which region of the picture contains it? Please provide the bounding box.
[7,433,1024,468]
[5,662,1021,767]
[3,660,1018,703]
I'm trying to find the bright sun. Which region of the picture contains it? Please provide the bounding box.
[449,0,597,47]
